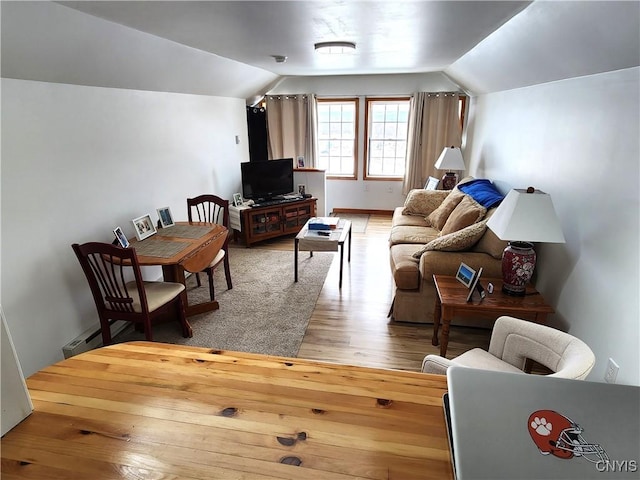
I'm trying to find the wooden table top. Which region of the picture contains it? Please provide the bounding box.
[130,221,227,270]
[1,342,453,480]
[434,275,555,314]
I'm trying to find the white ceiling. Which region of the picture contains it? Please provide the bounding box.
[2,1,639,99]
[59,1,531,76]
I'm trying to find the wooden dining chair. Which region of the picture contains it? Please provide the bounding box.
[186,194,233,300]
[72,242,192,345]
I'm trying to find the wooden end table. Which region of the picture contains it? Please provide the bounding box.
[432,275,555,358]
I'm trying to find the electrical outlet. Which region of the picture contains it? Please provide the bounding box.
[387,186,393,193]
[604,358,619,384]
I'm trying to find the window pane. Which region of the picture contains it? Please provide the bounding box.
[365,99,411,178]
[316,100,357,176]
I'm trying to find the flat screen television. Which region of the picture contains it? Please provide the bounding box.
[240,158,294,201]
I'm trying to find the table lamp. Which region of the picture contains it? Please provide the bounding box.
[434,146,466,190]
[486,187,565,296]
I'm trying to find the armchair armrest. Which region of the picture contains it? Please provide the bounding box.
[421,354,455,375]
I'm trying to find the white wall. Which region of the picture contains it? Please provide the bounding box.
[1,78,249,377]
[271,73,464,213]
[464,67,640,386]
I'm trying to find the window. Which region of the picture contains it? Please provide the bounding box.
[316,98,359,178]
[364,98,410,179]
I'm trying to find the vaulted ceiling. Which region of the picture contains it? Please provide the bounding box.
[2,1,639,99]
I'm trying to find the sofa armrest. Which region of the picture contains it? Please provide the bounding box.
[420,250,503,280]
[421,355,454,375]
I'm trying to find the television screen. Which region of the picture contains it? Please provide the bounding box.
[240,158,294,200]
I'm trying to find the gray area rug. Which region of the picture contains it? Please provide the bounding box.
[330,213,369,233]
[114,247,334,357]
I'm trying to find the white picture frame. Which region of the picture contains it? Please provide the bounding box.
[297,156,305,168]
[232,193,243,207]
[424,176,440,190]
[131,214,157,241]
[113,226,129,248]
[156,206,175,228]
[455,262,476,288]
[298,184,307,196]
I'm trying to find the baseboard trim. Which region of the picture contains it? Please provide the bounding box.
[331,208,394,216]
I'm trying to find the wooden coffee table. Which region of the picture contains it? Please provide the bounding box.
[432,275,555,357]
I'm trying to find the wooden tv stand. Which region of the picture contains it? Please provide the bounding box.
[231,198,317,246]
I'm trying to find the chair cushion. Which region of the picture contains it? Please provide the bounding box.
[452,348,524,374]
[207,249,225,269]
[126,281,185,312]
[440,195,487,236]
[426,189,465,230]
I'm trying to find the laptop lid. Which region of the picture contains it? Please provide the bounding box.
[446,367,639,479]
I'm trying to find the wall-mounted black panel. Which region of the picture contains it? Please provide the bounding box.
[246,106,268,162]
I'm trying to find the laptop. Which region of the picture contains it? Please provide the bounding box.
[445,367,639,479]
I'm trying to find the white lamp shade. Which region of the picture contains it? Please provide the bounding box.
[487,189,566,243]
[434,146,466,171]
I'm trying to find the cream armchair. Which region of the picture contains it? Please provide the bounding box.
[421,316,595,380]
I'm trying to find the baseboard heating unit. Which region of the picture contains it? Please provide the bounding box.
[62,321,130,358]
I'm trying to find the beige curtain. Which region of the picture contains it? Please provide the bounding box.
[403,92,461,194]
[266,94,317,167]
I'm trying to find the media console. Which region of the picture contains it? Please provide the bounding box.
[230,197,317,247]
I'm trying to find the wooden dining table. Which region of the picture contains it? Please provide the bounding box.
[129,221,228,316]
[1,342,454,480]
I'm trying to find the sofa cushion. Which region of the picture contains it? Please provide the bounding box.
[402,189,449,216]
[426,189,465,229]
[440,195,487,236]
[413,221,487,258]
[472,209,509,259]
[390,244,423,289]
[392,207,429,228]
[389,225,439,246]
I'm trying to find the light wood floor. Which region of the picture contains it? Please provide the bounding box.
[246,213,492,372]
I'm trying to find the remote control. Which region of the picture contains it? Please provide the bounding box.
[318,231,331,236]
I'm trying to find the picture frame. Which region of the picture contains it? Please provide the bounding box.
[455,262,476,288]
[298,184,307,196]
[156,206,175,228]
[297,156,305,168]
[113,226,129,248]
[232,193,243,207]
[466,267,485,302]
[131,214,157,241]
[424,176,440,190]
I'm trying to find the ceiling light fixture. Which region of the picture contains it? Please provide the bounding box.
[314,41,356,54]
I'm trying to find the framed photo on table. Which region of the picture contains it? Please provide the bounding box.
[132,214,157,241]
[156,206,175,228]
[113,226,129,248]
[297,156,305,168]
[456,262,476,288]
[466,267,485,302]
[232,193,243,207]
[424,176,440,190]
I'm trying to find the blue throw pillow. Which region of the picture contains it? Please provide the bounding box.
[458,179,504,209]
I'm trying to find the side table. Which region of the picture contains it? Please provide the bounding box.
[432,275,555,358]
[295,219,352,288]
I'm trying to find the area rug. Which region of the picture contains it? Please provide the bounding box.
[330,213,369,233]
[113,247,334,357]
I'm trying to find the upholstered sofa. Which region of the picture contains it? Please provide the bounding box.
[389,178,508,325]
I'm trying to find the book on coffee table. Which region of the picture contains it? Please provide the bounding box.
[308,217,340,230]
